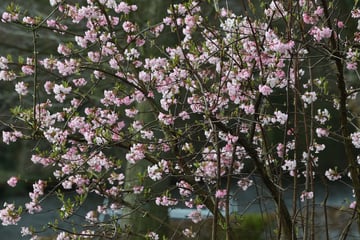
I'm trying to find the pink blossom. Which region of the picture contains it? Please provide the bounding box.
[2,12,19,22]
[178,111,190,120]
[237,178,253,191]
[125,108,138,118]
[0,70,16,81]
[115,2,137,14]
[337,20,344,28]
[184,15,196,28]
[258,84,273,96]
[21,65,34,75]
[182,228,195,238]
[31,154,54,166]
[163,16,173,26]
[0,203,21,226]
[7,177,18,187]
[140,130,154,140]
[15,81,28,96]
[315,108,330,124]
[88,51,101,62]
[314,7,324,16]
[56,59,79,76]
[85,211,97,223]
[240,104,255,115]
[122,21,136,33]
[316,128,329,138]
[160,98,177,111]
[22,16,37,25]
[215,189,227,199]
[133,186,144,194]
[188,210,202,223]
[185,199,194,209]
[88,152,111,172]
[40,58,57,70]
[21,227,32,237]
[75,36,87,48]
[44,127,69,144]
[126,143,145,164]
[53,84,72,103]
[49,0,62,6]
[195,160,218,180]
[62,180,73,189]
[72,77,87,87]
[150,24,165,37]
[124,48,140,60]
[2,131,23,144]
[276,143,284,158]
[302,13,316,25]
[300,191,314,202]
[57,43,72,56]
[325,168,342,181]
[145,232,159,240]
[346,62,357,70]
[274,110,288,124]
[309,26,332,42]
[301,91,317,107]
[93,70,105,80]
[282,160,297,177]
[155,196,178,206]
[25,201,42,214]
[148,164,162,181]
[351,132,360,148]
[264,1,287,19]
[0,56,8,69]
[158,112,174,125]
[352,9,360,18]
[177,180,193,197]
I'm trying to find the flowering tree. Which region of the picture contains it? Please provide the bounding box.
[1,0,360,239]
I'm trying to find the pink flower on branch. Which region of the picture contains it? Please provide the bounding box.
[49,0,62,7]
[237,178,254,191]
[1,12,19,23]
[2,131,23,144]
[56,59,79,76]
[177,180,193,197]
[188,210,202,223]
[351,132,360,148]
[15,81,28,96]
[258,84,273,96]
[155,195,178,206]
[300,191,314,202]
[325,168,342,181]
[0,203,21,226]
[7,177,18,187]
[215,189,227,199]
[145,232,159,240]
[309,26,332,42]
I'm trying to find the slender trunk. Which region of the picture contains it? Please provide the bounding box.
[213,118,295,239]
[320,0,360,232]
[335,58,360,232]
